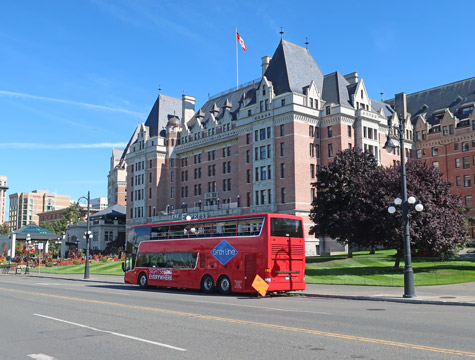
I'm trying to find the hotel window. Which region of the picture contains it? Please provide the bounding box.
[247,192,251,207]
[443,126,448,136]
[363,127,367,138]
[255,191,259,206]
[281,188,286,203]
[255,148,259,161]
[310,164,315,178]
[260,128,266,140]
[260,166,267,180]
[260,146,266,159]
[315,127,319,138]
[454,143,459,150]
[432,147,438,156]
[267,165,272,179]
[309,125,314,137]
[456,176,461,186]
[170,187,174,199]
[449,125,454,134]
[416,149,422,159]
[466,196,473,209]
[280,124,285,136]
[246,133,250,144]
[328,126,333,138]
[416,131,420,141]
[328,143,333,157]
[170,171,174,182]
[260,101,264,112]
[280,142,285,156]
[455,158,460,168]
[315,144,320,158]
[261,190,265,205]
[348,125,352,137]
[432,161,439,168]
[326,106,330,115]
[464,175,471,187]
[462,142,469,152]
[267,127,271,138]
[310,98,313,108]
[255,168,259,181]
[246,150,250,163]
[422,130,426,140]
[463,157,470,169]
[248,109,252,117]
[309,144,315,157]
[311,188,316,202]
[247,170,251,183]
[281,99,285,106]
[281,163,286,178]
[265,99,269,111]
[267,189,272,204]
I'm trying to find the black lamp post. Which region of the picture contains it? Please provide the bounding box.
[25,233,31,275]
[384,111,423,298]
[78,191,92,279]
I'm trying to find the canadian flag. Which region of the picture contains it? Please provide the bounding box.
[236,31,247,52]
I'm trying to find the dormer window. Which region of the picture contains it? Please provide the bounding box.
[262,86,266,96]
[361,90,364,98]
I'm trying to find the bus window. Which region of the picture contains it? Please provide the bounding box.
[237,217,264,236]
[270,218,303,238]
[151,226,169,240]
[213,220,237,237]
[136,252,198,269]
[169,224,186,239]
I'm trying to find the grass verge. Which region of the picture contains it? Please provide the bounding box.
[305,250,475,286]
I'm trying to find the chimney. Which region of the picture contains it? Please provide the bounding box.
[395,92,408,121]
[182,94,195,124]
[344,72,359,85]
[261,56,271,76]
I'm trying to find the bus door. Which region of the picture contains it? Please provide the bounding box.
[244,254,257,290]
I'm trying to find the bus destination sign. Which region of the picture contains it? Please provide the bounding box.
[211,240,238,265]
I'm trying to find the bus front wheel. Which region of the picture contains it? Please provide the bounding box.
[217,275,232,295]
[138,273,148,289]
[201,275,214,293]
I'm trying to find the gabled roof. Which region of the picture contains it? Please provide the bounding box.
[264,40,324,96]
[386,77,475,124]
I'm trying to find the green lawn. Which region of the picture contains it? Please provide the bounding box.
[305,250,475,286]
[39,261,124,276]
[27,250,475,287]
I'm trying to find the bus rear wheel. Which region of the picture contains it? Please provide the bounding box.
[201,275,214,293]
[217,275,231,295]
[138,272,148,289]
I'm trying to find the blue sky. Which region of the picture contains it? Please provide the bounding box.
[1,0,474,217]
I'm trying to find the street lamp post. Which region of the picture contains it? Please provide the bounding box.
[384,110,423,298]
[25,233,31,275]
[78,191,92,279]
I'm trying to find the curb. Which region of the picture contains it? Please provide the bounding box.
[300,293,475,307]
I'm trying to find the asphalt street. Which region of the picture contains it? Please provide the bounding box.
[1,274,474,360]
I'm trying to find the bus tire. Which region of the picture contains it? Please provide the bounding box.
[138,272,148,289]
[201,274,214,293]
[217,275,232,295]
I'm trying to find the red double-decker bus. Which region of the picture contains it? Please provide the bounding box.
[123,213,306,294]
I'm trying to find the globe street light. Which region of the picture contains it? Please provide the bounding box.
[384,105,423,298]
[25,233,31,275]
[78,191,92,280]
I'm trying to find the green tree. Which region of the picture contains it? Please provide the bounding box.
[0,223,9,235]
[309,148,379,257]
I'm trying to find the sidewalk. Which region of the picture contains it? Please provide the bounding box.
[12,272,475,306]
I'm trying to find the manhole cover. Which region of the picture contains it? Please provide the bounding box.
[367,308,386,311]
[439,296,456,299]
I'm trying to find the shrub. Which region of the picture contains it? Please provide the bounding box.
[73,259,82,265]
[101,257,108,263]
[46,262,53,267]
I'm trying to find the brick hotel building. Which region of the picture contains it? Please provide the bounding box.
[122,39,410,255]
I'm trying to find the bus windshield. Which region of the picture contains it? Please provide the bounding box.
[270,218,303,238]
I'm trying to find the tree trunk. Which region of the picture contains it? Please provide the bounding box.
[369,243,375,255]
[394,249,403,269]
[347,241,353,258]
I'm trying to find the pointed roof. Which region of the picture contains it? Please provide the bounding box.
[322,71,352,108]
[144,94,182,137]
[90,204,126,219]
[13,224,58,240]
[263,39,324,96]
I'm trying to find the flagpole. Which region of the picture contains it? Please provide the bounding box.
[236,28,239,90]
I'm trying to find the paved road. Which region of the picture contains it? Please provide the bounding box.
[1,274,475,359]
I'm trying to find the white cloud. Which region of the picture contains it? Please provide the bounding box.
[0,90,145,117]
[0,142,127,149]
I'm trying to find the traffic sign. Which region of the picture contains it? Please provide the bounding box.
[252,274,269,297]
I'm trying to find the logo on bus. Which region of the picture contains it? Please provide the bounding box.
[211,240,238,265]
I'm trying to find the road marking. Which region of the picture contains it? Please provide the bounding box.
[34,314,186,352]
[28,354,56,360]
[2,287,474,358]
